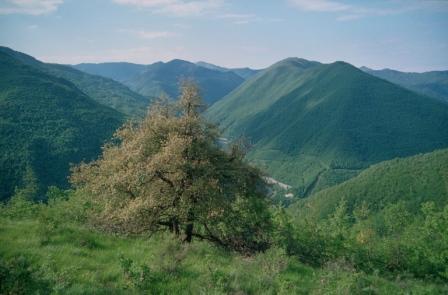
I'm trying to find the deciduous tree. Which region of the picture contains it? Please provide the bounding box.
[71,83,272,253]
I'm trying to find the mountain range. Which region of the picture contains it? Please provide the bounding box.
[195,61,261,79]
[361,66,448,103]
[74,60,254,106]
[0,47,150,117]
[206,58,448,196]
[2,46,448,201]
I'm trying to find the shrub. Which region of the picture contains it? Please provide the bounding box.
[0,256,52,294]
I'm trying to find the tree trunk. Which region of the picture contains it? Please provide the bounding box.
[168,218,180,236]
[184,223,193,243]
[173,219,180,236]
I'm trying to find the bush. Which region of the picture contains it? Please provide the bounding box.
[0,256,52,294]
[1,193,40,219]
[119,254,155,291]
[37,188,90,245]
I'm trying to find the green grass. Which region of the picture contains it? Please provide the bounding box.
[2,148,448,294]
[2,213,445,294]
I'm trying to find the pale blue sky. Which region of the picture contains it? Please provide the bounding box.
[0,0,447,71]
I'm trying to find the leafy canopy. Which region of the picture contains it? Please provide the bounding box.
[71,82,272,253]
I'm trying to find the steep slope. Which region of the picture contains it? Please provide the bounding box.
[207,58,448,195]
[73,62,146,83]
[207,58,321,134]
[125,59,244,105]
[361,67,448,103]
[291,149,448,219]
[0,47,149,117]
[0,50,124,201]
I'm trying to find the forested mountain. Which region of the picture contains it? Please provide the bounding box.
[75,59,245,105]
[361,66,448,103]
[196,61,261,79]
[207,58,448,195]
[291,148,448,219]
[0,47,149,116]
[74,62,146,83]
[123,59,244,105]
[0,49,124,201]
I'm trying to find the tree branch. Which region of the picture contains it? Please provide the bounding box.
[155,170,175,188]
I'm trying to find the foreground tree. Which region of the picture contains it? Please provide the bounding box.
[71,83,272,253]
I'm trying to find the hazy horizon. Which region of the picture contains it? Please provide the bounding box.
[1,0,448,72]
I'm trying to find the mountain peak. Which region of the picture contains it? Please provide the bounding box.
[207,56,448,194]
[271,57,320,70]
[167,59,194,66]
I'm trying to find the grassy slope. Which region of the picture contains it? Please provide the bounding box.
[292,149,448,219]
[0,51,124,201]
[0,47,150,117]
[207,58,448,195]
[1,216,443,294]
[362,67,448,103]
[124,59,245,105]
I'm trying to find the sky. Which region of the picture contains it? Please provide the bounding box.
[0,0,447,72]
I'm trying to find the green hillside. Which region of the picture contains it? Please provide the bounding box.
[74,62,146,83]
[292,149,448,219]
[1,149,447,293]
[0,50,124,201]
[124,59,244,105]
[361,67,448,103]
[283,149,448,282]
[3,208,444,294]
[207,58,448,195]
[0,47,149,117]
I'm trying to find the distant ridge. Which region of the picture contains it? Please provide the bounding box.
[196,61,261,79]
[0,47,150,117]
[74,62,146,83]
[75,59,245,106]
[361,66,448,103]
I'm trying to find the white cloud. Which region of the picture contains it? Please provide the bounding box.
[118,29,175,39]
[336,14,363,21]
[0,0,63,15]
[218,13,256,19]
[137,30,173,39]
[288,0,350,12]
[288,0,448,21]
[113,0,223,16]
[217,13,284,25]
[217,13,257,24]
[172,23,192,29]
